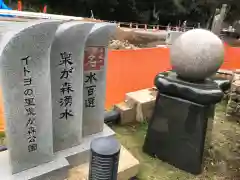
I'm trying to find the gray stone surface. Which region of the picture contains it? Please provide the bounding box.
[50,21,94,152]
[55,124,115,167]
[0,20,62,174]
[0,150,69,180]
[170,29,224,81]
[211,4,227,36]
[83,23,116,137]
[226,72,240,119]
[165,31,183,45]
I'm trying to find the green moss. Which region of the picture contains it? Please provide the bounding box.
[112,102,240,180]
[0,132,5,138]
[0,132,5,146]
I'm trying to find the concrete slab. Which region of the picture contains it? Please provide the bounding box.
[67,145,140,180]
[0,150,69,180]
[0,124,114,180]
[55,124,115,167]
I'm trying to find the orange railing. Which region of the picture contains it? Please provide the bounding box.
[0,45,240,132]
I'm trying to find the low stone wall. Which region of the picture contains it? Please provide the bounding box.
[226,70,240,121]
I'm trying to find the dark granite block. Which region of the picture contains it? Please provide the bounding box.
[143,93,211,175]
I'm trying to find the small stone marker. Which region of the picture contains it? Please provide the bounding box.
[0,20,61,174]
[83,23,116,137]
[50,21,94,152]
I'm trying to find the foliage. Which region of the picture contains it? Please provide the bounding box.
[7,0,240,26]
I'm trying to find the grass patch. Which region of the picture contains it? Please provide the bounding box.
[112,102,240,180]
[0,132,5,146]
[0,132,5,138]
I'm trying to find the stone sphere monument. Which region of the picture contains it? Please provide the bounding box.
[143,29,225,175]
[170,29,224,81]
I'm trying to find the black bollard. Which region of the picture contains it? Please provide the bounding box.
[88,136,120,180]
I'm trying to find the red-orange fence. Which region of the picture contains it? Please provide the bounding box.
[0,45,240,132]
[106,47,171,108]
[106,44,240,108]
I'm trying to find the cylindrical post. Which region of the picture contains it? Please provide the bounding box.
[88,136,121,180]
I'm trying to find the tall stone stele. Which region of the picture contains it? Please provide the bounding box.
[0,20,61,174]
[50,21,94,152]
[82,23,116,137]
[143,29,225,175]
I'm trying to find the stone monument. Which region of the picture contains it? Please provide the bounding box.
[143,29,224,174]
[50,21,94,152]
[0,20,65,175]
[170,29,224,80]
[82,23,116,137]
[50,21,116,168]
[0,20,116,179]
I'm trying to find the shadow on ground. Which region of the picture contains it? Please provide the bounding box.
[112,101,240,180]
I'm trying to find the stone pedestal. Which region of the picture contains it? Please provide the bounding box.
[143,72,223,174]
[0,124,115,180]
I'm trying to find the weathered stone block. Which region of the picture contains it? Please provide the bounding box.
[114,102,136,124]
[126,88,156,122]
[231,80,240,92]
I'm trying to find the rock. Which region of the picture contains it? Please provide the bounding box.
[170,29,224,81]
[226,107,234,114]
[230,93,238,101]
[108,40,139,50]
[232,80,240,92]
[229,101,238,108]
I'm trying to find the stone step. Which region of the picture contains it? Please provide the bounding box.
[125,88,157,122]
[215,71,233,80]
[67,145,140,180]
[231,80,240,93]
[114,102,136,124]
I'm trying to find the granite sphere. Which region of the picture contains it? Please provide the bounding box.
[170,29,224,81]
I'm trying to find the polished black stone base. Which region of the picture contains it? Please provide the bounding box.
[143,93,213,175]
[143,71,224,175]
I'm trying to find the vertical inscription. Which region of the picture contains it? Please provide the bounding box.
[59,52,75,120]
[21,56,37,152]
[83,47,105,108]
